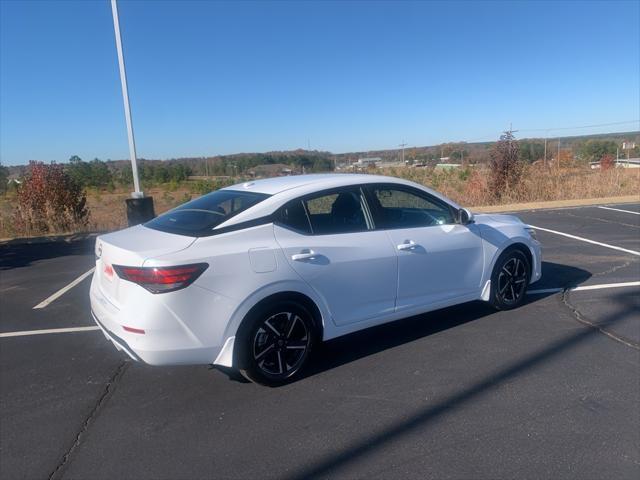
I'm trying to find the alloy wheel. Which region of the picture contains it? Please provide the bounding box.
[496,256,527,305]
[252,311,310,377]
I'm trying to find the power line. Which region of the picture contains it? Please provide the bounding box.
[456,120,639,145]
[519,120,640,133]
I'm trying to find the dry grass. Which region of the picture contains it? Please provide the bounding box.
[1,166,638,239]
[0,186,193,239]
[84,186,193,233]
[382,164,640,207]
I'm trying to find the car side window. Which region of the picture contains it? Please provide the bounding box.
[369,186,455,228]
[302,188,371,235]
[278,200,312,234]
[280,188,373,235]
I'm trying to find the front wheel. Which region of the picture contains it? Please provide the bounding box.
[490,249,530,310]
[238,301,316,386]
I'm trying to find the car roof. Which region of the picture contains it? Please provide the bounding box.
[222,173,411,195]
[216,173,462,229]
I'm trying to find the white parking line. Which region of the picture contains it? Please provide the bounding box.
[597,206,640,215]
[4,282,636,339]
[0,326,100,338]
[572,281,640,291]
[528,281,640,295]
[528,225,640,256]
[33,267,95,309]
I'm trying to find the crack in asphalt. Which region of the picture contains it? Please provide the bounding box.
[560,290,639,350]
[48,360,130,480]
[592,258,637,278]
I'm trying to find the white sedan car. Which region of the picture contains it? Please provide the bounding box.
[90,173,541,385]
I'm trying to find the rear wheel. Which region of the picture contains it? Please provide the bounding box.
[238,301,315,386]
[490,249,530,310]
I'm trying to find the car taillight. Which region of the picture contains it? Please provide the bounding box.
[113,263,208,294]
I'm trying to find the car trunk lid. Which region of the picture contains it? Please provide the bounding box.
[95,225,196,306]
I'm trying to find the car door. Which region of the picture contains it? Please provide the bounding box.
[273,186,398,326]
[366,184,484,312]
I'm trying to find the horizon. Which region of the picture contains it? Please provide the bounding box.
[4,128,639,168]
[1,0,639,166]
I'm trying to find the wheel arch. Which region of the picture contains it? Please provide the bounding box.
[239,291,324,337]
[231,290,324,369]
[501,241,534,278]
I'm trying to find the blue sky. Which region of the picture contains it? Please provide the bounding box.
[1,0,638,166]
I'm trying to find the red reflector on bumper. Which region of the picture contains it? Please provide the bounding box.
[123,326,145,334]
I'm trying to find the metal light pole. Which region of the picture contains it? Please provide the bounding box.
[111,0,141,197]
[110,0,154,224]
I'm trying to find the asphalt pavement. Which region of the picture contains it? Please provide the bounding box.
[1,203,638,479]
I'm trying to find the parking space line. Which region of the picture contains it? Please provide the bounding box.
[528,225,640,256]
[33,267,95,310]
[4,282,636,339]
[0,326,100,338]
[598,206,640,215]
[528,281,640,295]
[572,281,640,291]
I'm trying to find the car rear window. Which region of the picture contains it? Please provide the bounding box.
[145,190,270,237]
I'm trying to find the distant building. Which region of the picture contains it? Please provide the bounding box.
[590,158,639,169]
[356,157,382,166]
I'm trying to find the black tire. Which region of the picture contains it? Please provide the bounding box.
[238,301,316,386]
[489,249,530,310]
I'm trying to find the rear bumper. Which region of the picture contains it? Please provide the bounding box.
[92,310,142,362]
[90,273,226,366]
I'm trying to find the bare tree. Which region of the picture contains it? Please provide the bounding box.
[490,130,522,200]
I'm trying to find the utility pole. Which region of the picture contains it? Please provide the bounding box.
[111,0,154,224]
[557,139,561,169]
[399,141,407,164]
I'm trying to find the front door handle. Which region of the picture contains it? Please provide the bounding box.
[292,249,316,261]
[397,240,417,251]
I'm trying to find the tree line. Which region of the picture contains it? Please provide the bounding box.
[62,152,334,189]
[66,156,192,189]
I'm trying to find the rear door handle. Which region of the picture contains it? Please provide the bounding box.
[397,240,417,251]
[292,250,316,261]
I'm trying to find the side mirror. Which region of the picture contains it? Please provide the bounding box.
[459,208,474,225]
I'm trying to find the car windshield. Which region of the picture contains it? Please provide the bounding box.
[145,189,270,237]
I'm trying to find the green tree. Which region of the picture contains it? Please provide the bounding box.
[66,155,92,187]
[519,141,545,163]
[578,140,617,163]
[89,159,112,187]
[117,164,133,186]
[450,150,469,162]
[0,162,8,194]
